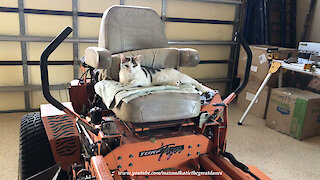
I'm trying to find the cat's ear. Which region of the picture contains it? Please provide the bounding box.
[120,53,125,63]
[135,55,142,64]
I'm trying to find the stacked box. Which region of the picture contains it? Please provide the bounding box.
[236,81,271,119]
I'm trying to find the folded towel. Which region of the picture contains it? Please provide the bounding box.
[94,80,199,109]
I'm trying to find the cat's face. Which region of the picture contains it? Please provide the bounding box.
[120,54,142,76]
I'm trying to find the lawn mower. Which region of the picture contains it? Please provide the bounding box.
[19,5,270,180]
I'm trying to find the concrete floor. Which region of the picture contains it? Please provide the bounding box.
[0,106,319,180]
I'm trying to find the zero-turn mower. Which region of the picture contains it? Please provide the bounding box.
[19,5,270,180]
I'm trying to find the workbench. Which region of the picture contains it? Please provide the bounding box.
[277,60,320,87]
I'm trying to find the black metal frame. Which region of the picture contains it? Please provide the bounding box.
[41,27,73,111]
[234,32,252,95]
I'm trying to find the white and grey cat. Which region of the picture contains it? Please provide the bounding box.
[119,54,207,93]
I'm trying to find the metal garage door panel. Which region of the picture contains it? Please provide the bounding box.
[78,0,119,13]
[0,0,17,7]
[126,0,162,15]
[29,65,73,85]
[0,42,21,60]
[167,0,235,21]
[166,22,233,41]
[171,45,231,60]
[25,14,72,36]
[78,17,101,38]
[0,12,20,35]
[0,66,23,86]
[31,90,69,109]
[0,92,25,111]
[28,42,73,61]
[25,0,72,11]
[180,64,228,79]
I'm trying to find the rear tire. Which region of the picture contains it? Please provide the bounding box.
[19,112,56,179]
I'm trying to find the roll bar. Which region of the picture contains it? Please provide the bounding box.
[40,27,72,111]
[234,32,252,95]
[40,27,98,135]
[222,32,252,105]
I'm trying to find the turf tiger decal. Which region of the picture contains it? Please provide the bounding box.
[41,114,81,170]
[54,136,78,156]
[47,115,77,139]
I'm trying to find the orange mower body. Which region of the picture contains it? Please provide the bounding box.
[19,26,270,180]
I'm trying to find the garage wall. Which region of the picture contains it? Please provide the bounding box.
[0,0,243,112]
[309,1,320,42]
[296,0,320,42]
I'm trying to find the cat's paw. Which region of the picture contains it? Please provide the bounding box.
[129,80,139,87]
[167,80,180,87]
[175,81,181,87]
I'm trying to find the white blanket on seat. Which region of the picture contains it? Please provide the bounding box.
[94,80,199,109]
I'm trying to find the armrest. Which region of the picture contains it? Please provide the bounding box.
[179,48,200,67]
[84,47,112,69]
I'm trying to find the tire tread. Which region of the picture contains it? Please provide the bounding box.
[19,112,56,179]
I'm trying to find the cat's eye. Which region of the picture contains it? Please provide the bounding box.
[125,65,129,68]
[133,65,137,67]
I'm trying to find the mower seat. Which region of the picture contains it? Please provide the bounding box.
[85,5,202,123]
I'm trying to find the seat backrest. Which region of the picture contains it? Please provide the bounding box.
[108,48,181,81]
[94,5,199,81]
[98,5,169,54]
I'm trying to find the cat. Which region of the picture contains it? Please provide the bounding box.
[119,54,208,93]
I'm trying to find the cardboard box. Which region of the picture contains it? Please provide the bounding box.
[307,76,320,94]
[236,81,270,119]
[266,88,320,140]
[237,45,297,85]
